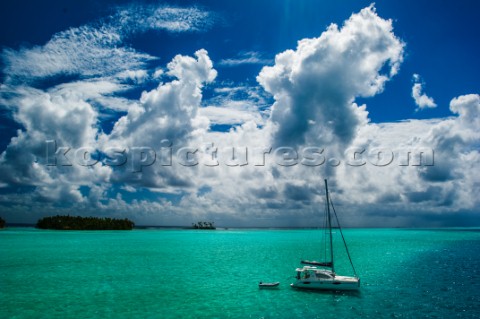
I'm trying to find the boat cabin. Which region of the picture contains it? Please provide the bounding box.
[295,266,336,280]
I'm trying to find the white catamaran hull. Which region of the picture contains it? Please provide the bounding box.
[291,276,360,291]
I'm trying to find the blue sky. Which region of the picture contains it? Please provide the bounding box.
[0,0,479,227]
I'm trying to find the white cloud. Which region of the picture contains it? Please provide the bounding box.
[1,5,213,83]
[2,25,152,82]
[219,51,273,67]
[152,68,164,79]
[412,74,437,110]
[199,104,264,126]
[114,5,214,33]
[121,185,137,193]
[209,83,272,110]
[0,83,112,203]
[334,94,479,222]
[449,93,480,128]
[116,70,149,84]
[257,4,404,151]
[101,49,217,189]
[200,82,272,126]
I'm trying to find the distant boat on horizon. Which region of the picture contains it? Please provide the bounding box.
[291,179,360,291]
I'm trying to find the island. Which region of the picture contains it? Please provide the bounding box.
[0,217,5,229]
[192,221,216,230]
[36,215,134,230]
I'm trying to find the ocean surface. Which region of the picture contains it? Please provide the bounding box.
[1,228,479,318]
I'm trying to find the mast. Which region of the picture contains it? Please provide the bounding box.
[300,179,336,270]
[325,179,334,273]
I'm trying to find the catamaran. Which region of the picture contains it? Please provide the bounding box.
[291,179,360,291]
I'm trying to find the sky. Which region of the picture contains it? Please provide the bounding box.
[0,0,479,227]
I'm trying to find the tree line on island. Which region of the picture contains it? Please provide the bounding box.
[1,215,216,230]
[36,215,134,230]
[192,221,216,229]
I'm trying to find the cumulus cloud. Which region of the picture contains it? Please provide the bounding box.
[258,5,404,149]
[0,4,215,207]
[0,83,112,203]
[335,93,480,226]
[101,49,217,189]
[417,94,480,203]
[412,74,437,110]
[449,94,480,128]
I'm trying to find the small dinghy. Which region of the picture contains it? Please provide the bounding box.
[259,281,280,288]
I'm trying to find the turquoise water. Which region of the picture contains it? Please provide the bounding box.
[1,228,479,318]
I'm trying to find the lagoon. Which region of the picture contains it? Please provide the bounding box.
[1,228,479,318]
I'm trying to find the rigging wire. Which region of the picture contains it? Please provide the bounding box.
[329,196,358,278]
